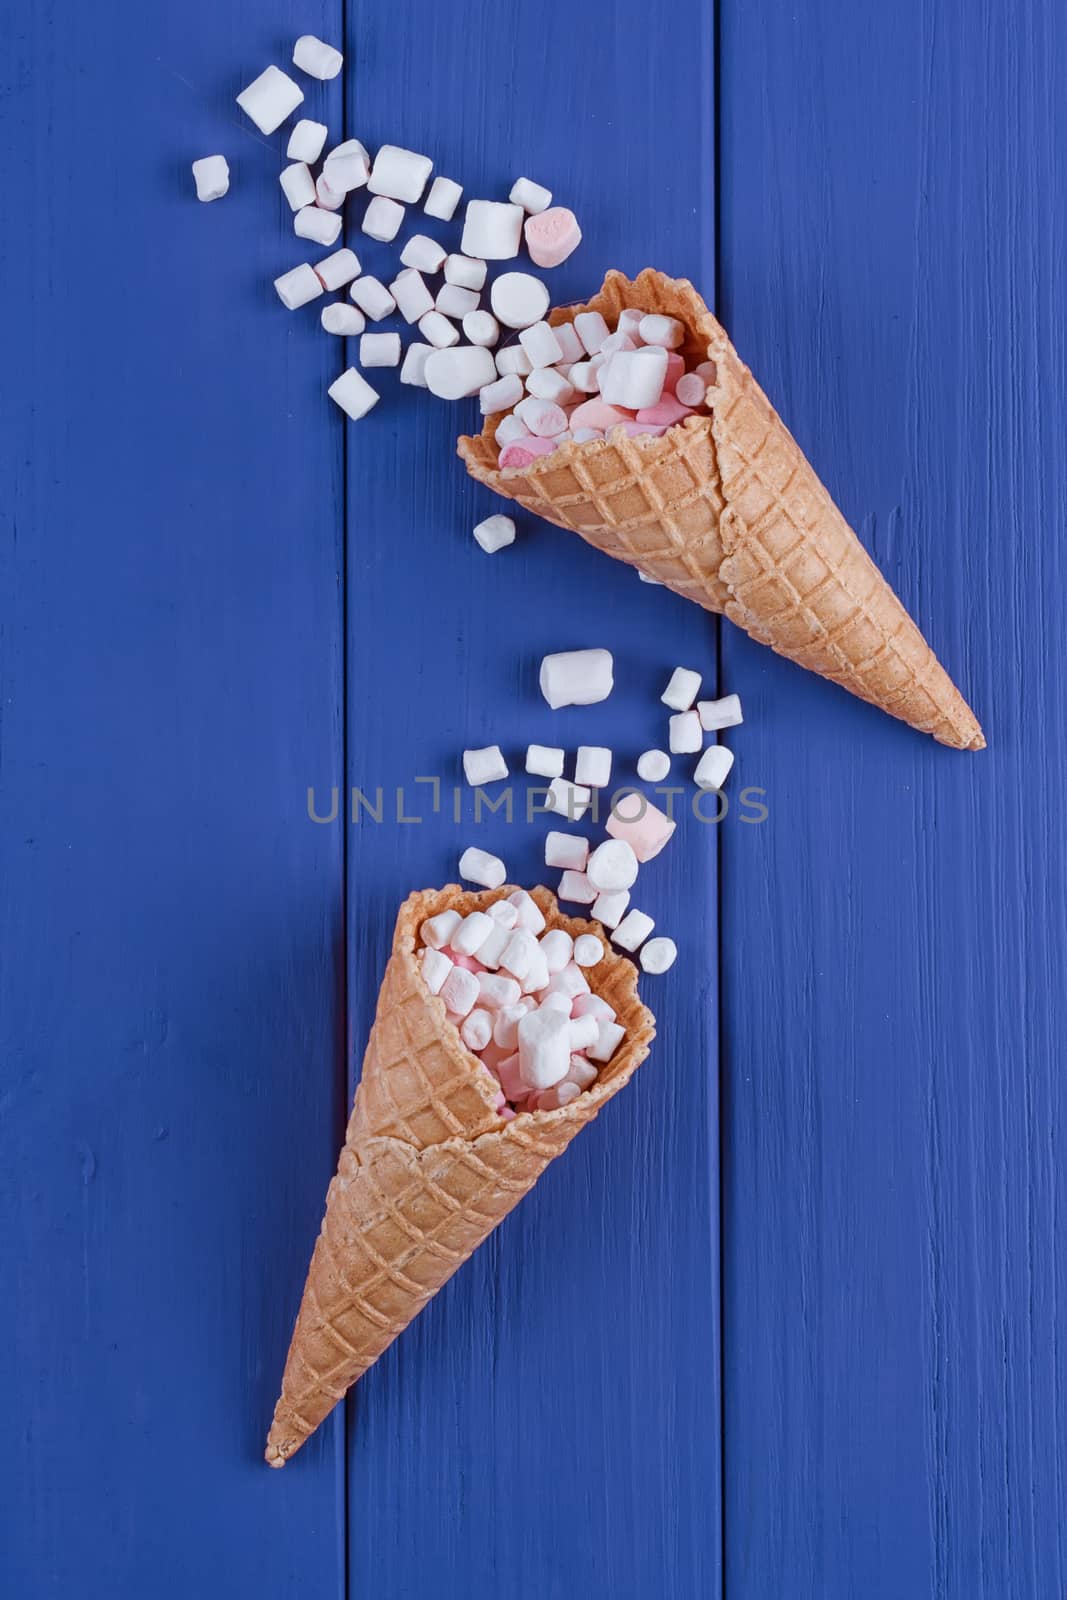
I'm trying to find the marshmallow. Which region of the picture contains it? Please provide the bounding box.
[368,144,433,203]
[568,400,630,431]
[544,830,588,870]
[462,200,524,260]
[509,176,553,213]
[362,195,404,242]
[638,570,662,584]
[421,910,462,948]
[558,869,596,905]
[477,972,521,1010]
[565,1055,599,1090]
[674,372,708,408]
[697,693,743,731]
[636,396,694,428]
[541,991,573,1014]
[525,368,575,406]
[636,749,671,783]
[518,1006,571,1089]
[548,777,592,822]
[539,929,574,974]
[420,946,453,994]
[600,331,638,355]
[463,745,508,785]
[192,155,229,202]
[638,313,686,349]
[491,273,551,331]
[571,428,604,442]
[349,276,396,320]
[617,308,645,338]
[587,839,639,892]
[458,845,507,888]
[401,234,447,274]
[400,342,434,387]
[294,205,343,246]
[591,888,629,928]
[314,174,345,211]
[479,374,523,416]
[574,311,611,355]
[425,176,463,220]
[606,794,676,861]
[292,34,342,78]
[464,310,499,347]
[567,361,603,394]
[315,248,361,291]
[694,360,718,385]
[445,254,488,290]
[611,910,655,953]
[518,320,564,367]
[495,414,531,445]
[514,396,567,437]
[568,1014,601,1052]
[586,1020,626,1063]
[507,889,546,934]
[495,345,533,378]
[693,745,735,791]
[321,303,365,335]
[537,1081,582,1111]
[473,514,516,553]
[662,667,702,711]
[274,263,324,310]
[640,937,678,974]
[488,900,519,929]
[418,311,460,350]
[360,332,401,368]
[575,746,612,788]
[553,323,585,364]
[573,934,604,969]
[476,921,510,970]
[236,66,303,134]
[499,929,540,982]
[436,283,481,319]
[539,648,614,708]
[599,348,668,410]
[452,911,494,956]
[524,206,582,268]
[495,1051,527,1101]
[424,345,497,399]
[328,368,379,420]
[499,439,556,468]
[391,267,435,323]
[461,1008,494,1052]
[573,992,616,1022]
[441,964,480,1018]
[669,711,703,754]
[287,119,328,163]
[527,745,566,780]
[323,140,371,193]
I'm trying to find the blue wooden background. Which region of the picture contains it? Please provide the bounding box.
[2,0,1063,1597]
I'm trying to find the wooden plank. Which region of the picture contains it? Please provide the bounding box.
[719,1,1067,1594]
[1,3,346,1591]
[343,3,721,1594]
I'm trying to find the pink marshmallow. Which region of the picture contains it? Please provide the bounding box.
[572,992,616,1023]
[498,437,557,469]
[523,206,582,268]
[443,947,481,972]
[617,421,668,438]
[635,396,696,427]
[605,794,677,862]
[569,399,634,431]
[661,353,686,393]
[674,371,708,407]
[495,1051,527,1102]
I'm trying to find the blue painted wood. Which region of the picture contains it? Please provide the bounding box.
[340,3,721,1596]
[1,2,347,1593]
[720,1,1067,1595]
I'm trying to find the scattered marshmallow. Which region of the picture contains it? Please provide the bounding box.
[420,946,452,994]
[586,839,639,892]
[669,711,703,754]
[391,268,435,323]
[292,34,342,78]
[495,345,533,378]
[599,348,668,409]
[192,155,229,202]
[463,745,508,785]
[236,66,304,135]
[640,937,678,974]
[518,320,564,368]
[425,176,463,220]
[287,119,328,163]
[524,206,582,268]
[662,667,702,711]
[321,303,365,335]
[638,313,685,349]
[697,693,744,731]
[473,514,516,553]
[575,746,612,788]
[606,794,675,861]
[315,248,361,291]
[693,745,735,791]
[323,140,371,193]
[539,648,614,709]
[418,310,460,350]
[462,200,524,260]
[547,777,592,822]
[328,367,379,420]
[445,254,488,290]
[509,176,553,213]
[441,964,479,1017]
[480,374,524,415]
[558,869,597,905]
[574,311,610,355]
[611,910,655,953]
[421,909,462,948]
[362,195,405,242]
[360,331,401,368]
[491,273,551,330]
[528,746,566,780]
[458,846,508,889]
[274,262,324,310]
[437,283,481,319]
[349,276,396,320]
[424,344,497,398]
[572,934,604,968]
[637,749,671,783]
[591,888,629,928]
[368,145,433,204]
[294,205,342,246]
[525,368,575,406]
[315,172,345,211]
[401,234,447,274]
[463,310,499,346]
[514,396,567,436]
[400,342,434,387]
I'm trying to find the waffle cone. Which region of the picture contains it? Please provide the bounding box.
[265,884,655,1467]
[458,268,983,750]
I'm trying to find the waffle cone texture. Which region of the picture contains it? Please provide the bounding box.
[458,268,983,750]
[265,885,655,1467]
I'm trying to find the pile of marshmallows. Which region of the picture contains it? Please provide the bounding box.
[420,890,621,1118]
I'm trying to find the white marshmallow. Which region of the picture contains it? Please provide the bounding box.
[287,119,328,163]
[391,267,435,323]
[495,345,533,378]
[464,310,500,346]
[617,308,645,339]
[600,331,638,355]
[495,414,531,445]
[558,869,596,904]
[424,344,497,399]
[323,140,371,193]
[488,900,519,929]
[662,667,702,711]
[544,829,587,869]
[292,34,342,78]
[611,910,655,952]
[421,909,461,948]
[640,937,678,974]
[452,911,494,955]
[458,846,507,888]
[638,313,685,349]
[420,946,453,994]
[591,889,629,928]
[321,303,365,335]
[575,746,612,788]
[541,991,573,1014]
[697,693,744,731]
[499,928,540,983]
[441,964,479,1018]
[507,889,546,934]
[539,648,614,709]
[599,347,669,409]
[568,361,603,394]
[477,972,521,1010]
[236,66,303,134]
[493,1003,526,1051]
[315,248,361,291]
[479,374,523,415]
[294,205,342,246]
[491,273,551,330]
[400,342,434,387]
[527,745,565,780]
[539,929,574,974]
[436,283,480,319]
[328,367,379,421]
[693,745,735,791]
[568,1014,600,1051]
[360,331,401,367]
[636,749,671,783]
[473,514,516,554]
[675,372,707,407]
[425,176,463,220]
[587,839,639,892]
[525,367,575,405]
[572,933,604,968]
[192,155,229,202]
[574,311,611,355]
[553,323,585,364]
[460,1009,493,1053]
[509,176,553,213]
[445,254,488,290]
[548,777,591,822]
[349,276,396,320]
[400,234,447,274]
[462,745,508,785]
[518,320,564,368]
[518,1006,571,1089]
[586,1020,626,1064]
[475,921,510,970]
[314,173,345,211]
[513,396,567,436]
[369,145,433,204]
[274,262,324,310]
[362,195,404,242]
[462,200,524,260]
[418,311,460,350]
[669,710,703,754]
